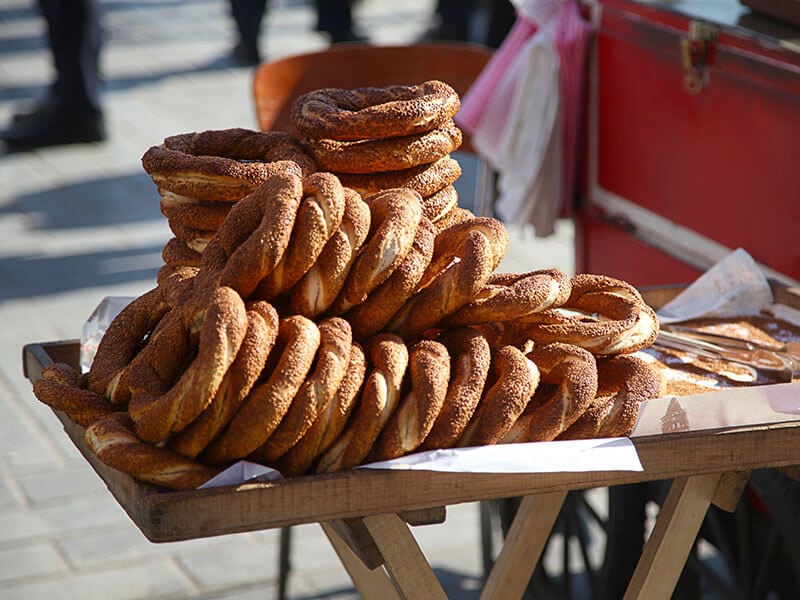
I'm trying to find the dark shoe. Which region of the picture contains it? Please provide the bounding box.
[420,24,469,43]
[11,95,59,125]
[2,109,106,150]
[232,41,261,66]
[326,29,369,44]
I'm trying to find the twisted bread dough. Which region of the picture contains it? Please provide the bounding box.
[558,354,664,440]
[202,315,321,465]
[332,188,423,313]
[141,128,314,201]
[336,156,461,199]
[308,120,462,174]
[254,172,345,300]
[501,342,598,443]
[344,216,435,340]
[458,346,539,447]
[85,412,221,491]
[33,363,116,427]
[207,172,303,298]
[368,340,450,461]
[514,274,660,356]
[440,269,572,329]
[251,317,353,464]
[276,342,366,476]
[316,333,409,472]
[288,188,371,317]
[419,328,491,451]
[290,80,460,141]
[86,285,170,402]
[168,301,279,459]
[127,286,249,444]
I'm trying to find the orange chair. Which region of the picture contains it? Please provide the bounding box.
[252,42,496,214]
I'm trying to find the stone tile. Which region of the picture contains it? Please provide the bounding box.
[0,542,66,584]
[16,466,108,506]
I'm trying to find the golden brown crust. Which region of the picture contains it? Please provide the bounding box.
[458,346,538,447]
[419,328,491,451]
[202,315,321,465]
[336,156,461,199]
[86,286,170,401]
[209,172,303,298]
[127,286,249,444]
[161,238,203,269]
[344,216,435,340]
[290,80,460,141]
[33,363,117,427]
[167,301,279,458]
[501,342,598,443]
[368,340,450,461]
[514,274,660,356]
[160,193,235,232]
[141,128,315,201]
[251,317,353,464]
[316,333,408,473]
[558,354,664,440]
[308,120,462,174]
[288,188,371,317]
[433,206,474,232]
[422,184,459,223]
[85,412,221,491]
[440,269,573,329]
[276,342,366,476]
[332,188,423,313]
[254,172,345,300]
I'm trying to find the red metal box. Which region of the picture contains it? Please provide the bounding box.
[577,0,800,287]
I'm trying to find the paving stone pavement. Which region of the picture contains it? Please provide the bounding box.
[0,1,574,598]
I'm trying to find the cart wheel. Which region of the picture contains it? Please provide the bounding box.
[600,470,800,600]
[486,489,610,599]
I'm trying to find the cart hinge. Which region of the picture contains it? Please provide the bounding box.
[680,20,718,95]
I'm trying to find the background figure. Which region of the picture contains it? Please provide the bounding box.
[230,0,268,64]
[1,0,106,149]
[423,0,516,48]
[313,0,367,43]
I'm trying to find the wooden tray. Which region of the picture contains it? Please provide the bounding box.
[21,284,800,545]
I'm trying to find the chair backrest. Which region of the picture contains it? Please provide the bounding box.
[252,43,494,154]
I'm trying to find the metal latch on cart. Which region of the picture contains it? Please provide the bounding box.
[680,20,718,94]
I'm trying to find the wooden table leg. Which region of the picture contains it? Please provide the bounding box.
[321,521,402,599]
[623,473,722,599]
[480,490,567,600]
[361,512,449,600]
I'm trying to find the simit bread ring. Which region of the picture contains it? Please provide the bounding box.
[276,342,366,477]
[202,315,321,465]
[440,269,573,329]
[85,412,221,491]
[344,216,435,340]
[254,172,345,300]
[332,188,423,313]
[167,220,215,253]
[419,328,491,451]
[141,128,315,201]
[316,333,409,473]
[290,80,460,141]
[422,184,459,223]
[501,342,598,443]
[161,238,203,269]
[458,345,539,447]
[387,217,508,340]
[513,274,660,356]
[336,156,461,199]
[288,187,371,317]
[86,285,170,402]
[250,317,353,464]
[368,340,451,462]
[127,286,249,444]
[206,172,303,298]
[558,354,664,440]
[308,119,462,174]
[160,193,235,232]
[33,363,117,427]
[433,206,475,232]
[167,301,279,459]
